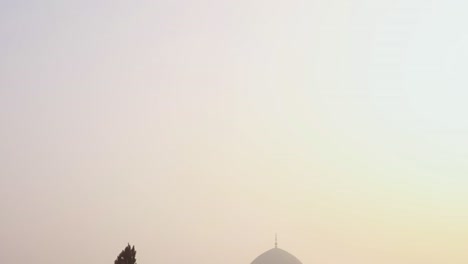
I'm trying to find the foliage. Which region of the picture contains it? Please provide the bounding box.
[114,244,137,264]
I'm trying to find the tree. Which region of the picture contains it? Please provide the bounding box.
[114,243,137,264]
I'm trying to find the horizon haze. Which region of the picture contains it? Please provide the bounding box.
[2,1,468,264]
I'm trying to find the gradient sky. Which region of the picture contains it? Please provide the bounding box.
[2,1,468,264]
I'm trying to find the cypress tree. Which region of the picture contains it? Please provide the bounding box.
[114,244,137,264]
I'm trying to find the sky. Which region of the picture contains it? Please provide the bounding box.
[1,0,468,264]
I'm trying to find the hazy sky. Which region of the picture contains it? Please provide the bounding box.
[2,1,468,264]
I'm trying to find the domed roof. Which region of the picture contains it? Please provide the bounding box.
[250,248,303,264]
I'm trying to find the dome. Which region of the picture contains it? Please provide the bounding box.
[250,248,303,264]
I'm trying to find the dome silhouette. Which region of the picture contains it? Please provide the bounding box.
[250,247,303,264]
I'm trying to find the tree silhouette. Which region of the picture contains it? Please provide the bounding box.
[114,243,137,264]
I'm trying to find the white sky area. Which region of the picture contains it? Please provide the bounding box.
[1,1,468,264]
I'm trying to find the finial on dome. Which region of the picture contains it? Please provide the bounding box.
[275,233,277,248]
